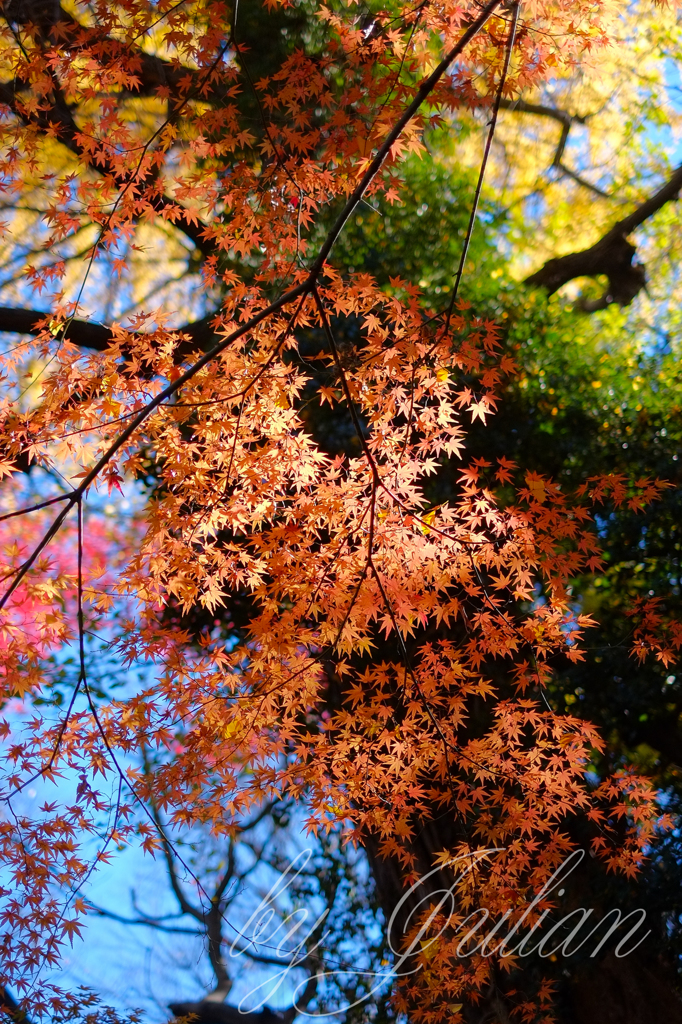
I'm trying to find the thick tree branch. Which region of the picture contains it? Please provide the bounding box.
[0,307,217,355]
[525,162,682,309]
[616,163,682,236]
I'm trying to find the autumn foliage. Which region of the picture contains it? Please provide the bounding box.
[0,0,678,1021]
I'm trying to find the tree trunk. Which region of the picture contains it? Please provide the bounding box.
[361,829,682,1024]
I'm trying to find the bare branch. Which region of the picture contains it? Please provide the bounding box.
[140,752,205,924]
[498,96,586,129]
[84,899,202,936]
[497,97,609,196]
[237,800,279,834]
[555,161,610,199]
[616,163,682,236]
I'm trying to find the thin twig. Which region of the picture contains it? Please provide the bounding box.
[443,1,520,335]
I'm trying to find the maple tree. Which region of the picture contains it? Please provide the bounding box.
[0,1,681,1023]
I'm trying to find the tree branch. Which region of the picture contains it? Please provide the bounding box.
[204,839,234,997]
[497,97,609,197]
[169,1003,295,1024]
[498,97,586,129]
[616,163,682,236]
[0,0,505,627]
[139,750,205,924]
[84,899,202,936]
[524,162,682,308]
[0,307,217,355]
